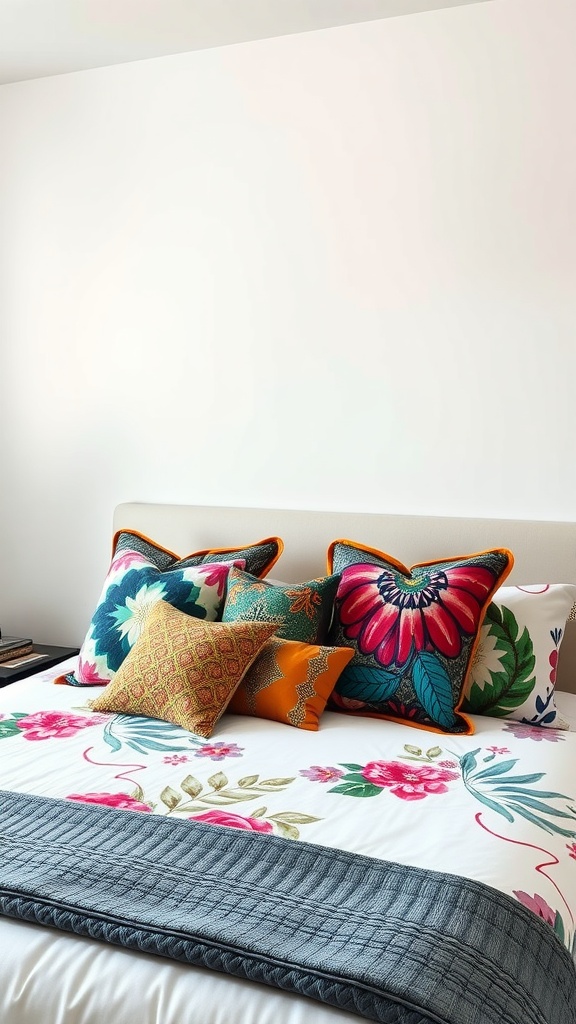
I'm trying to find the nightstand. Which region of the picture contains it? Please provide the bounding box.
[0,644,79,686]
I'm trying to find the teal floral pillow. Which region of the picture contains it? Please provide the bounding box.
[462,584,576,728]
[67,532,248,686]
[222,567,340,644]
[327,539,513,734]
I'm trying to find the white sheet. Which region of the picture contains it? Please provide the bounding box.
[2,659,576,1024]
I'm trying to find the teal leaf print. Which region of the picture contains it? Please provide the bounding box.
[480,772,546,786]
[337,664,399,704]
[473,760,544,783]
[412,652,456,729]
[497,794,576,821]
[471,790,515,822]
[464,604,536,716]
[494,786,572,800]
[460,751,576,838]
[103,714,203,754]
[459,749,480,774]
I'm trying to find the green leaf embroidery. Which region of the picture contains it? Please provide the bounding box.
[0,718,24,739]
[464,604,536,716]
[554,912,566,946]
[339,772,369,784]
[329,781,382,798]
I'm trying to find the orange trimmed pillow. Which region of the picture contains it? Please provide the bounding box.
[327,539,514,734]
[89,600,279,738]
[228,636,355,731]
[61,529,282,687]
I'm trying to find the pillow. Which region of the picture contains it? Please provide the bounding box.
[113,529,282,578]
[89,601,279,738]
[221,567,340,644]
[228,636,355,731]
[65,529,270,686]
[326,539,514,734]
[462,584,576,729]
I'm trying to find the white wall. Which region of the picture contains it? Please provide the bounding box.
[1,0,575,646]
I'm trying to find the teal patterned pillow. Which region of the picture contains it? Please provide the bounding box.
[68,532,251,686]
[327,539,513,734]
[222,567,340,644]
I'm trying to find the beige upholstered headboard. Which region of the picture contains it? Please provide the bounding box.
[113,503,576,694]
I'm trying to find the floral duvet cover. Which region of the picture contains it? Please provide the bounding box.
[1,658,576,1024]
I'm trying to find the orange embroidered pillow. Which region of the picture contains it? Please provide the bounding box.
[89,601,279,738]
[228,636,355,731]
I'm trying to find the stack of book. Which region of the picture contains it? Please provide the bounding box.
[0,634,34,664]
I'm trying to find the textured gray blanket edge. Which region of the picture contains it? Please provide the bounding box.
[1,790,575,1024]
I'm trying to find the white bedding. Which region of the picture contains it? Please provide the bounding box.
[2,658,576,1024]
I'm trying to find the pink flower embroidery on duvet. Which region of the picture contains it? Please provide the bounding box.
[300,766,345,783]
[194,742,244,761]
[16,710,108,741]
[361,761,459,801]
[503,723,565,742]
[190,809,273,832]
[513,891,556,928]
[67,792,152,812]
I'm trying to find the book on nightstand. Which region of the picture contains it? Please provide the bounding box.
[0,636,34,664]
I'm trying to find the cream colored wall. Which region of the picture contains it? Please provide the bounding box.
[0,0,574,645]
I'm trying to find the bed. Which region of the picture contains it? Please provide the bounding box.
[1,503,576,1024]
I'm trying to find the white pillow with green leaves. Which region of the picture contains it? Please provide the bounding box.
[463,584,576,729]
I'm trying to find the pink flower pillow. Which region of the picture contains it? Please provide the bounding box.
[327,539,513,734]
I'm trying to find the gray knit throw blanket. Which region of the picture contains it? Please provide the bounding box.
[1,790,575,1024]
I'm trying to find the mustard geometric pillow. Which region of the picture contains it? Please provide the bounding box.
[90,601,279,738]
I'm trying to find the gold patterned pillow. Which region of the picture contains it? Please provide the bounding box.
[89,600,279,738]
[228,636,355,731]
